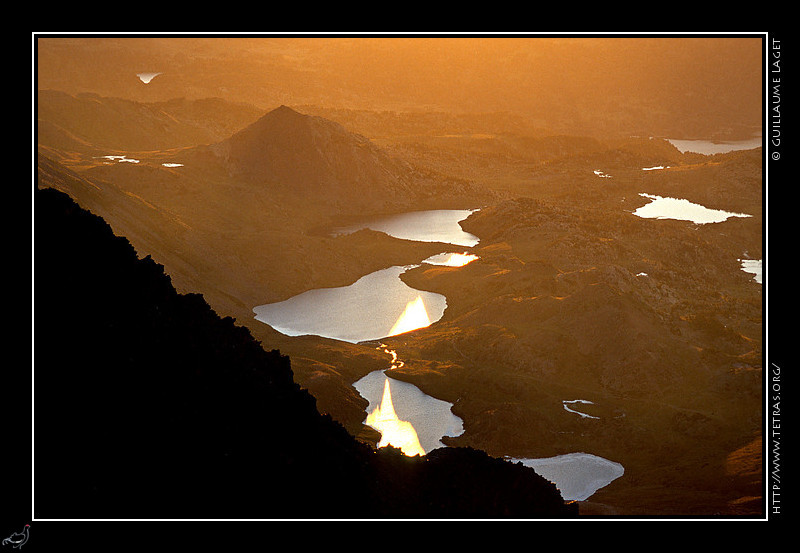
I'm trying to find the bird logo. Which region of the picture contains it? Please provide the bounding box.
[2,525,29,549]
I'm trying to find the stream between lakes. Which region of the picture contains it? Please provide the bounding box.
[253,208,626,501]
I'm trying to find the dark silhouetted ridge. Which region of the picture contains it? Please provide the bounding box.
[34,187,577,519]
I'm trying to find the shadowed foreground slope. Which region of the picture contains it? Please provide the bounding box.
[34,187,576,519]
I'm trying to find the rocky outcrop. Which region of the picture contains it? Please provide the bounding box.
[33,187,576,519]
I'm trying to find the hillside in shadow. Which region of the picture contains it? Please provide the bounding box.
[33,186,576,519]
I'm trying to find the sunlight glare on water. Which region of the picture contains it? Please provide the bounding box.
[333,209,480,247]
[423,252,479,267]
[353,367,464,457]
[252,266,446,343]
[366,379,426,457]
[388,296,431,337]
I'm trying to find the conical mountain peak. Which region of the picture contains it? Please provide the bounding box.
[260,104,306,123]
[207,105,418,211]
[232,104,318,138]
[272,104,300,115]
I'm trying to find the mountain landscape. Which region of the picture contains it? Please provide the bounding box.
[34,185,575,519]
[32,35,765,521]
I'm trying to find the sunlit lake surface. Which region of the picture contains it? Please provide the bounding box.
[255,209,483,342]
[667,137,762,155]
[354,351,623,500]
[740,259,763,284]
[258,206,622,493]
[508,453,625,501]
[253,265,446,343]
[354,368,464,456]
[633,193,752,224]
[333,209,480,247]
[423,252,480,267]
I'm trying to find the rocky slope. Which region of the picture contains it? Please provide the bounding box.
[378,190,762,515]
[37,89,264,155]
[33,186,576,519]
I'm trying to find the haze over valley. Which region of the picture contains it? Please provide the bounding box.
[34,35,764,518]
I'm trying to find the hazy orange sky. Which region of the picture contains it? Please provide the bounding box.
[36,35,764,137]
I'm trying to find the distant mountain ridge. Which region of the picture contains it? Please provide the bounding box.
[36,37,763,140]
[36,89,264,153]
[37,92,494,216]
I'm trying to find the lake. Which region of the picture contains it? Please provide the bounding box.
[507,453,625,502]
[666,137,762,155]
[633,193,752,224]
[254,207,624,499]
[253,265,447,344]
[353,365,464,456]
[254,209,481,343]
[740,259,763,284]
[332,208,480,247]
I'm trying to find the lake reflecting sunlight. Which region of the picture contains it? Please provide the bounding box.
[253,265,447,343]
